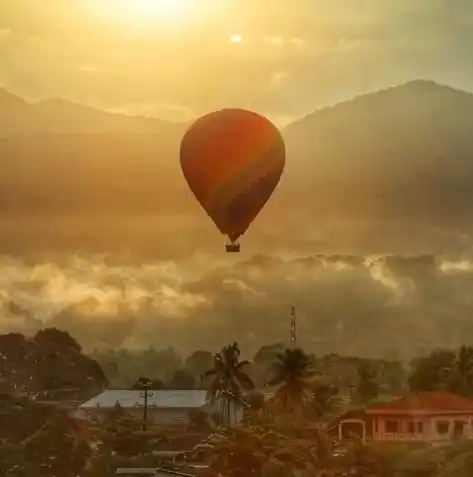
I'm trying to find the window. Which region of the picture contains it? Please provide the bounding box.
[407,421,424,433]
[385,420,400,433]
[436,421,450,435]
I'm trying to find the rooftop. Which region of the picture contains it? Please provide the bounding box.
[116,469,195,477]
[366,392,473,413]
[79,390,208,409]
[116,470,157,476]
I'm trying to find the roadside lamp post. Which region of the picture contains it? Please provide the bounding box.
[138,377,154,431]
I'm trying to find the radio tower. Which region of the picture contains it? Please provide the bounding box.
[290,306,296,348]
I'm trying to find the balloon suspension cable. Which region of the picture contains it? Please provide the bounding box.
[226,239,240,253]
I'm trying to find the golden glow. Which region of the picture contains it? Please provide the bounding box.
[95,0,188,28]
[230,33,243,43]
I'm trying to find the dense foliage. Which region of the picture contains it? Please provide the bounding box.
[0,328,107,400]
[3,328,473,476]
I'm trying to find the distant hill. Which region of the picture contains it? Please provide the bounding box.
[0,89,183,135]
[281,79,473,223]
[1,80,473,255]
[0,89,189,219]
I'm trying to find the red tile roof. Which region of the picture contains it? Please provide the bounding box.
[367,392,473,413]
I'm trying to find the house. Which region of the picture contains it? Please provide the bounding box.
[75,389,243,428]
[331,391,473,444]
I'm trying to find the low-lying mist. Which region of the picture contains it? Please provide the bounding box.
[2,249,473,361]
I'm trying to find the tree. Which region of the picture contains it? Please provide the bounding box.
[20,410,91,477]
[309,380,340,419]
[205,342,255,427]
[185,350,214,384]
[0,440,20,475]
[409,349,457,393]
[0,328,108,399]
[101,414,154,458]
[337,441,404,477]
[131,376,163,389]
[244,391,267,425]
[105,401,126,421]
[252,343,285,386]
[396,444,446,477]
[436,441,473,477]
[199,426,317,477]
[88,410,167,477]
[156,347,183,382]
[0,393,57,443]
[34,328,82,353]
[188,408,210,431]
[100,357,120,387]
[246,391,266,411]
[408,346,473,398]
[268,348,317,418]
[167,369,196,389]
[452,346,473,397]
[356,362,379,404]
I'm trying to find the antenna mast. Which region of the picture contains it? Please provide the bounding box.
[290,306,296,348]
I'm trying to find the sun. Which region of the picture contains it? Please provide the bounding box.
[117,0,187,23]
[230,33,243,43]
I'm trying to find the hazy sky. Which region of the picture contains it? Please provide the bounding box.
[0,0,471,124]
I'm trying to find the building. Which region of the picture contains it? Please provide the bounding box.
[116,469,195,477]
[75,389,243,428]
[331,391,473,444]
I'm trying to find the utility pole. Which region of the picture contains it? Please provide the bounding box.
[138,378,154,431]
[0,353,6,392]
[290,306,296,348]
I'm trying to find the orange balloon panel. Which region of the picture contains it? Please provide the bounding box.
[180,109,285,241]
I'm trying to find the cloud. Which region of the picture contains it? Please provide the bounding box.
[1,252,473,360]
[106,102,195,122]
[264,36,284,46]
[0,28,11,39]
[268,71,290,89]
[77,64,102,74]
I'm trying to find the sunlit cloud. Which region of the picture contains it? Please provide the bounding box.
[290,37,306,47]
[269,71,290,89]
[264,36,284,46]
[0,252,471,359]
[78,64,102,73]
[106,102,194,122]
[0,28,11,39]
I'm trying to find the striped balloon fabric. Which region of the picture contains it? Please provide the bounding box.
[180,109,285,245]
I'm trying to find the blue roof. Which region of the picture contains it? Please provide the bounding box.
[80,390,207,409]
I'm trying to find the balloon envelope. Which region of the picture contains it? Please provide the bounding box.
[180,109,285,242]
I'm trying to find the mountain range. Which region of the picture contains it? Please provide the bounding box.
[282,80,473,223]
[1,80,473,255]
[0,88,182,136]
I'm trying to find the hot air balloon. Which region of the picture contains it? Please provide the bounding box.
[180,109,285,252]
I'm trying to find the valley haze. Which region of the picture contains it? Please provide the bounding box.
[0,81,473,358]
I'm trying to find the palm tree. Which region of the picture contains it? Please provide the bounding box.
[204,342,255,427]
[268,348,317,418]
